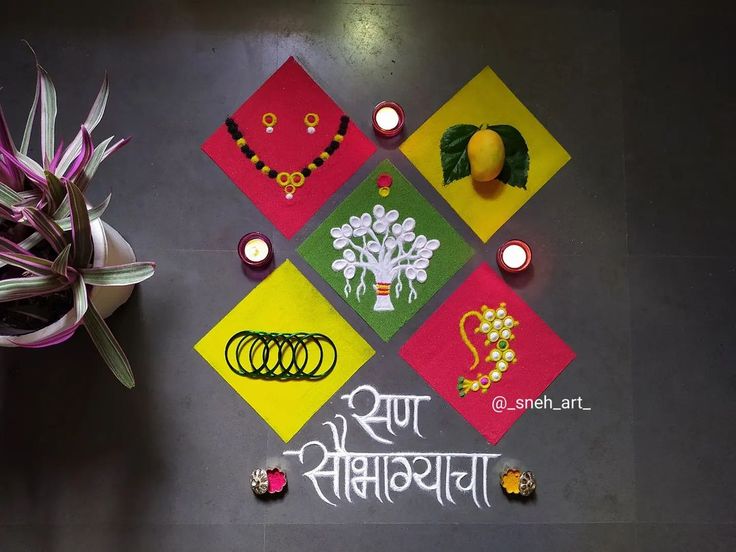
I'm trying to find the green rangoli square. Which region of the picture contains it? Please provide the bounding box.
[298,159,473,341]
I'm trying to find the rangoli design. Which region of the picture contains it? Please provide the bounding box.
[457,303,519,396]
[399,263,576,445]
[225,114,349,200]
[299,159,472,342]
[330,204,441,312]
[194,260,375,442]
[400,66,570,242]
[201,57,376,239]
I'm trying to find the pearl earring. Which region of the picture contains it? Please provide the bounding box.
[262,112,277,133]
[304,113,319,134]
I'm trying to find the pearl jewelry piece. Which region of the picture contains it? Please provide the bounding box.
[266,126,274,134]
[307,127,315,134]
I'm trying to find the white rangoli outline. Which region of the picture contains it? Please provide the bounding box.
[283,385,503,509]
[330,204,441,312]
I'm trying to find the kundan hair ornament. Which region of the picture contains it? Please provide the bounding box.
[225,331,337,381]
[457,302,519,396]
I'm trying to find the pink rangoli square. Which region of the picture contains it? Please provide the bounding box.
[400,263,575,444]
[202,57,376,239]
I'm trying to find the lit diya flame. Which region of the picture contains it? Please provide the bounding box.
[238,232,274,269]
[496,239,532,273]
[372,101,405,137]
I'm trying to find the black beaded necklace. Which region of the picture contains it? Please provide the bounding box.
[225,115,349,200]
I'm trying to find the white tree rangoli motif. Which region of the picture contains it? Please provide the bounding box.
[330,204,441,312]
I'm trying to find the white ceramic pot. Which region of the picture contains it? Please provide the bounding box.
[0,220,136,347]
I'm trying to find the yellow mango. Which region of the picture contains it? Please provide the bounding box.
[467,129,505,182]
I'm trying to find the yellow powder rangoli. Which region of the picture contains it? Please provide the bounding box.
[457,303,519,397]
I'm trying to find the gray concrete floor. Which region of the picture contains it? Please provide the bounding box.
[0,1,734,550]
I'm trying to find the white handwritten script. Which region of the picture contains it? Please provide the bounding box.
[341,385,431,444]
[283,386,502,508]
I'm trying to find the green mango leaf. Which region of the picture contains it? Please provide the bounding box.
[487,124,530,189]
[440,124,479,185]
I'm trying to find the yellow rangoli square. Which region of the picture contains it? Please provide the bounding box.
[194,260,375,442]
[400,66,571,242]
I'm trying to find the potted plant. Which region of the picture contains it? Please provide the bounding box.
[0,49,155,388]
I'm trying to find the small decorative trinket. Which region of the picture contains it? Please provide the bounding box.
[376,173,393,197]
[518,470,536,496]
[304,112,319,134]
[238,232,274,269]
[372,101,405,137]
[250,468,269,495]
[500,467,536,497]
[266,467,288,494]
[262,112,277,133]
[251,467,288,496]
[496,239,532,273]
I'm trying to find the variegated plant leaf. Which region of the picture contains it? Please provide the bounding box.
[21,206,68,253]
[71,273,88,323]
[38,64,57,168]
[82,302,134,388]
[20,40,41,156]
[56,74,109,175]
[81,262,155,286]
[51,244,72,277]
[0,182,22,208]
[0,251,55,276]
[0,274,66,303]
[66,181,92,266]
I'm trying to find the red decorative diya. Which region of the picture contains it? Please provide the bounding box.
[266,467,287,494]
[238,232,274,269]
[496,239,532,273]
[372,101,405,137]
